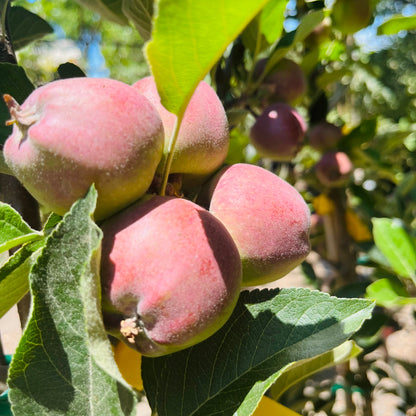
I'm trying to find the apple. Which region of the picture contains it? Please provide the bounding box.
[307,121,342,151]
[315,151,353,187]
[202,163,311,286]
[255,58,307,105]
[100,196,242,356]
[250,103,306,161]
[3,77,164,220]
[132,76,229,177]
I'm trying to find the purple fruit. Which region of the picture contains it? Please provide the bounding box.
[250,103,306,161]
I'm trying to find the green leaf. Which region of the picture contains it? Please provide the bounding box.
[8,186,138,415]
[265,9,324,75]
[0,202,42,254]
[143,288,374,416]
[0,239,44,319]
[146,0,272,116]
[236,340,362,415]
[74,0,129,25]
[372,218,416,283]
[270,340,362,399]
[366,278,416,307]
[377,14,416,36]
[234,373,279,416]
[57,62,86,79]
[122,0,153,41]
[9,6,54,50]
[259,0,288,44]
[0,63,35,145]
[316,67,351,90]
[339,118,378,150]
[241,15,268,55]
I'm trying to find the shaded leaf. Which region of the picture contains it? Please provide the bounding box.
[372,218,416,283]
[122,0,153,41]
[0,63,35,145]
[377,14,416,35]
[57,62,86,79]
[143,288,374,416]
[241,15,268,55]
[74,0,129,25]
[338,118,378,151]
[0,202,41,254]
[146,0,272,116]
[8,186,138,415]
[9,6,53,50]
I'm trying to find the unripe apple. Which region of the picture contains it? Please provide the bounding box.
[307,121,342,151]
[315,151,353,187]
[203,163,311,286]
[3,77,164,220]
[332,0,373,35]
[100,196,242,357]
[132,76,229,176]
[249,103,306,161]
[255,58,307,105]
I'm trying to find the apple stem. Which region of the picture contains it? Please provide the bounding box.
[246,28,263,89]
[159,115,183,196]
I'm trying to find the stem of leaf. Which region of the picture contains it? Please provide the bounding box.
[159,115,183,196]
[0,0,10,44]
[246,24,263,89]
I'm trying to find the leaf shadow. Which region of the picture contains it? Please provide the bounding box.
[143,288,362,416]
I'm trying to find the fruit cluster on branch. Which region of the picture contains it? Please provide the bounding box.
[3,76,311,356]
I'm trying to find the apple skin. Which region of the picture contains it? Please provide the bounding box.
[3,77,164,220]
[307,122,342,151]
[249,103,306,161]
[332,0,372,35]
[100,196,242,357]
[132,76,229,176]
[255,58,307,105]
[315,151,353,187]
[202,163,311,286]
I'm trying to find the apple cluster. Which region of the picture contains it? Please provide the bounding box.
[249,57,353,187]
[3,76,310,356]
